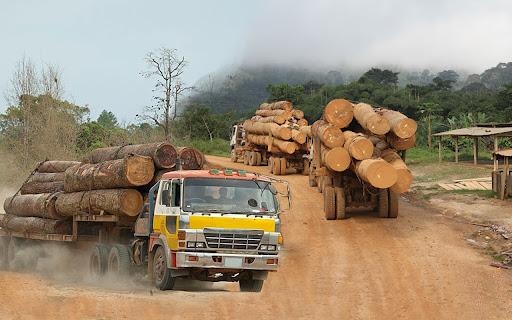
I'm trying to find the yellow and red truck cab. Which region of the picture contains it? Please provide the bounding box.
[146,169,285,291]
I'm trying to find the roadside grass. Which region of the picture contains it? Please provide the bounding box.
[174,138,230,157]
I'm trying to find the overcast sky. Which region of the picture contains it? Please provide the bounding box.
[1,0,511,122]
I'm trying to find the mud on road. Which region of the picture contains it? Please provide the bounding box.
[0,156,511,320]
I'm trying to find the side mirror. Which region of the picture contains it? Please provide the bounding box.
[161,189,171,206]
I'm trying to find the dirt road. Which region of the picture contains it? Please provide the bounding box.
[1,155,511,320]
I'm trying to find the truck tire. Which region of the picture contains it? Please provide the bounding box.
[268,157,274,171]
[243,152,249,165]
[255,152,262,166]
[324,186,336,220]
[230,149,237,162]
[302,159,310,176]
[388,190,399,218]
[239,279,264,292]
[108,244,131,276]
[335,187,348,219]
[272,157,281,175]
[317,176,324,193]
[90,244,110,278]
[153,246,175,290]
[279,158,287,175]
[378,189,389,218]
[0,237,8,270]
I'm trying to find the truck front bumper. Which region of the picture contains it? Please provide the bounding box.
[175,251,279,271]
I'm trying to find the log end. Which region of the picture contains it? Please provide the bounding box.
[367,116,391,135]
[394,118,418,139]
[126,155,156,186]
[348,137,374,160]
[391,168,413,193]
[363,160,398,189]
[120,189,144,216]
[154,143,178,169]
[324,147,351,172]
[324,99,354,128]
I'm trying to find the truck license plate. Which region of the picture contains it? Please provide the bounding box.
[225,257,243,268]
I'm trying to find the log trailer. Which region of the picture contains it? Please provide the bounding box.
[0,169,289,292]
[230,123,310,176]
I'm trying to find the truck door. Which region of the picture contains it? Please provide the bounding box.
[154,179,182,250]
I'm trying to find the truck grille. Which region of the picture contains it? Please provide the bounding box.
[204,229,263,250]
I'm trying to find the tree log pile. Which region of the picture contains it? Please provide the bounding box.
[244,101,310,155]
[311,99,416,193]
[1,142,205,235]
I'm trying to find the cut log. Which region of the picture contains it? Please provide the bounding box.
[27,172,64,183]
[297,119,308,127]
[247,135,298,154]
[315,120,345,148]
[355,158,397,189]
[342,131,374,160]
[321,146,351,172]
[292,110,304,119]
[255,109,292,118]
[3,193,63,220]
[243,120,292,140]
[299,126,312,137]
[87,142,178,169]
[323,99,354,128]
[177,147,205,170]
[381,149,413,193]
[55,189,143,217]
[387,133,416,151]
[377,109,417,139]
[353,103,390,135]
[37,161,81,173]
[20,181,64,195]
[260,101,293,111]
[291,130,307,144]
[251,115,287,125]
[0,214,71,234]
[64,155,155,192]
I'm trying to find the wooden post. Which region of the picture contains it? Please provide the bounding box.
[493,136,498,171]
[454,136,459,163]
[438,136,442,163]
[473,137,478,165]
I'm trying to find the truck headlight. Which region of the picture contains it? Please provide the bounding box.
[260,244,268,251]
[195,242,206,248]
[267,245,276,251]
[187,242,196,248]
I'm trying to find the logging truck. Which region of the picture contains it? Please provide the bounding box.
[0,169,288,292]
[230,123,310,176]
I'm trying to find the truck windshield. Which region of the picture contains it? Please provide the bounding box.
[183,178,278,214]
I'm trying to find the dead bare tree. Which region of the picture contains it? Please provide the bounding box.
[4,56,40,105]
[139,48,187,141]
[41,63,64,99]
[173,79,193,120]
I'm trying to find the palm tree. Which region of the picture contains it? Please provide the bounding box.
[417,102,441,151]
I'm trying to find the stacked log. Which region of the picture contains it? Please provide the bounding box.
[243,101,309,156]
[1,141,205,236]
[86,142,178,169]
[311,99,416,192]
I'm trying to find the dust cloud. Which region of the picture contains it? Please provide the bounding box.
[242,0,512,72]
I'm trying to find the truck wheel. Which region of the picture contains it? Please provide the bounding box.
[243,152,249,165]
[268,157,274,171]
[388,190,399,218]
[324,186,336,220]
[335,187,348,219]
[153,246,175,290]
[90,244,110,278]
[108,244,131,276]
[279,158,287,175]
[302,159,310,176]
[230,149,237,162]
[239,279,264,292]
[0,237,8,270]
[272,157,281,175]
[317,176,324,193]
[378,189,389,218]
[256,152,262,166]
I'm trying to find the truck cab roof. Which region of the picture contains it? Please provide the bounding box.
[161,169,271,182]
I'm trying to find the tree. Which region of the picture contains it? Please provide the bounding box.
[266,84,305,104]
[41,63,64,99]
[97,110,118,128]
[432,77,454,90]
[436,70,459,83]
[139,48,188,141]
[417,102,441,151]
[358,68,399,85]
